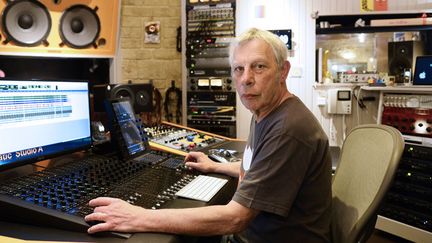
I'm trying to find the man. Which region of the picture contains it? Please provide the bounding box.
[85,28,332,242]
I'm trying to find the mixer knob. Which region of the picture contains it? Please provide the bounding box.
[426,127,432,133]
[409,125,415,131]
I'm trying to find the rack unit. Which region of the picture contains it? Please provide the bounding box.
[182,0,237,138]
[361,86,432,242]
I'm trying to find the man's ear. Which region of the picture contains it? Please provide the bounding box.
[281,61,291,82]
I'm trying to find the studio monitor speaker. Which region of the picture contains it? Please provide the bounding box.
[92,83,154,113]
[388,40,424,83]
[0,0,119,57]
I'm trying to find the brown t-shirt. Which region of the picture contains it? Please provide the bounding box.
[233,96,332,243]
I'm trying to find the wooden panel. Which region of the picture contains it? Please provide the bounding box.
[0,0,119,57]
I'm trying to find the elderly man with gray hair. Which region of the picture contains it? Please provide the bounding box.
[85,28,332,243]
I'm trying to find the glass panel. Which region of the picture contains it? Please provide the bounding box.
[316,31,421,83]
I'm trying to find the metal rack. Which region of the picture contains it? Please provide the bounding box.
[361,86,432,242]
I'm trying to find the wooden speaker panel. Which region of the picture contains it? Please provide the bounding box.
[0,0,119,57]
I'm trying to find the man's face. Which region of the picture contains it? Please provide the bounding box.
[232,39,288,117]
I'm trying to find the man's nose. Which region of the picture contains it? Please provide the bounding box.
[240,68,254,87]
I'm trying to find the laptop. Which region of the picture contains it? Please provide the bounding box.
[413,56,432,86]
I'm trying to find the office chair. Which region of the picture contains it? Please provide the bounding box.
[331,124,404,243]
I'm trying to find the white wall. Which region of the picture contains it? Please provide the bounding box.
[236,0,316,139]
[236,0,432,143]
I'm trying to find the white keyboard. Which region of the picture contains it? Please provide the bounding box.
[175,175,228,202]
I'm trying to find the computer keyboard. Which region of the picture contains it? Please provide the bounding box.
[175,175,228,202]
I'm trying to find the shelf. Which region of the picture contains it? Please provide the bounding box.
[316,12,432,35]
[361,85,432,93]
[317,25,432,34]
[376,216,432,242]
[313,83,367,89]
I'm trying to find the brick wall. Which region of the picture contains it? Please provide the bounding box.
[119,0,182,123]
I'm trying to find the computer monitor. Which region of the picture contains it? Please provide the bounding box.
[108,98,149,159]
[269,29,292,50]
[413,56,432,85]
[0,79,92,171]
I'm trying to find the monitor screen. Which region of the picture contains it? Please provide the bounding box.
[110,98,147,157]
[269,29,292,50]
[0,79,92,171]
[413,56,432,85]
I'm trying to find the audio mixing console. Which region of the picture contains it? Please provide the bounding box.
[145,121,231,155]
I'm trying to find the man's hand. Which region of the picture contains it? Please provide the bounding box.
[184,151,218,173]
[85,197,145,233]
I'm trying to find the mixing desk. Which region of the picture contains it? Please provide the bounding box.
[145,124,225,153]
[145,121,247,159]
[0,150,235,238]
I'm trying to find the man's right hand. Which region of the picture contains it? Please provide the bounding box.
[184,151,218,173]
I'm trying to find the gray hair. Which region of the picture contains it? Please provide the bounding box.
[229,28,288,70]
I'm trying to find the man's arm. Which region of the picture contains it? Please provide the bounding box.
[86,198,258,235]
[211,161,241,178]
[184,152,240,178]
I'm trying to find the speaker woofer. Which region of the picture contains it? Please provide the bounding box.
[59,5,100,48]
[1,0,51,46]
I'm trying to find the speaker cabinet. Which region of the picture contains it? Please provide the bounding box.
[92,83,154,113]
[0,0,119,57]
[388,40,424,83]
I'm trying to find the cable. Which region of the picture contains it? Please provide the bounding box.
[353,86,367,126]
[342,114,347,142]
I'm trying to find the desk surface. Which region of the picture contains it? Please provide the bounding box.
[0,155,237,243]
[0,180,236,243]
